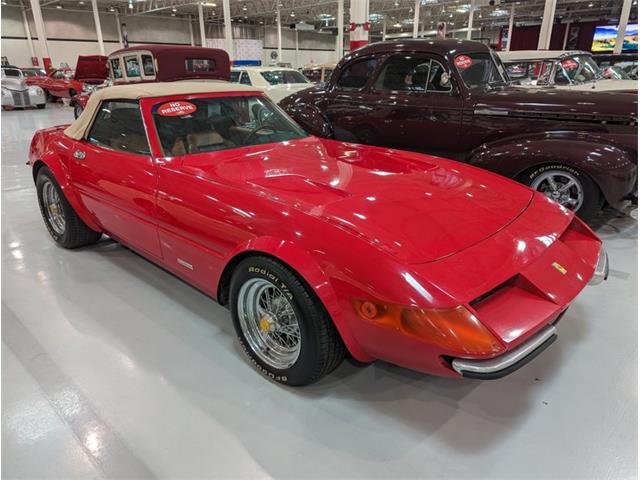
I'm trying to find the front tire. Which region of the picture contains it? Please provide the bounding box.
[73,103,83,119]
[36,166,101,248]
[37,103,46,109]
[230,256,345,386]
[522,164,601,221]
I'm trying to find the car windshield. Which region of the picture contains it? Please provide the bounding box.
[453,51,508,89]
[152,95,307,157]
[3,68,22,78]
[554,55,602,84]
[260,70,309,85]
[22,69,44,77]
[601,65,631,79]
[230,71,241,82]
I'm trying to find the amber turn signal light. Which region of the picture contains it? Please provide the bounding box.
[352,299,504,356]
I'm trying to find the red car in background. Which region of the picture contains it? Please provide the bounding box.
[27,77,607,385]
[70,45,229,118]
[27,55,107,102]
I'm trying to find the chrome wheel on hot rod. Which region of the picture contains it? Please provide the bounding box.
[524,164,601,221]
[229,256,345,385]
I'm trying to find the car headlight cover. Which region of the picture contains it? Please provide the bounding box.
[352,299,504,355]
[1,87,9,96]
[29,86,43,96]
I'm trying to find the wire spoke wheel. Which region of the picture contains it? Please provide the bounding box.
[237,278,302,370]
[42,179,66,235]
[531,170,584,212]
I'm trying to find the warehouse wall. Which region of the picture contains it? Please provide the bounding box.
[1,5,338,68]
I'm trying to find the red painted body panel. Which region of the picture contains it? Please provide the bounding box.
[27,91,602,377]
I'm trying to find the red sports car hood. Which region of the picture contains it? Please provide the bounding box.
[182,137,534,263]
[74,55,108,82]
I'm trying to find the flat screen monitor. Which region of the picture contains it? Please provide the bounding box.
[592,24,638,52]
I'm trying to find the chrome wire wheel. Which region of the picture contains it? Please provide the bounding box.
[42,179,66,235]
[237,278,302,370]
[531,170,584,212]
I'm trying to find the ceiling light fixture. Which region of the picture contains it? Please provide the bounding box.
[290,10,295,16]
[200,1,216,6]
[56,3,63,8]
[109,5,115,11]
[171,6,176,11]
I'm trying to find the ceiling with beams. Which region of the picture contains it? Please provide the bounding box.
[4,0,636,35]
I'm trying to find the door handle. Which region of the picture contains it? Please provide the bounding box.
[73,150,86,160]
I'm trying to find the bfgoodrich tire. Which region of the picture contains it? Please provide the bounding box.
[36,166,102,248]
[229,256,345,386]
[522,164,601,221]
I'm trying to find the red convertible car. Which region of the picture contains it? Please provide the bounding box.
[26,55,108,101]
[28,82,608,385]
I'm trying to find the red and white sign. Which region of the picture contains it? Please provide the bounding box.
[454,55,473,70]
[157,101,197,117]
[561,59,578,70]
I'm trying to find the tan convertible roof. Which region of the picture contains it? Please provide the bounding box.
[64,81,262,140]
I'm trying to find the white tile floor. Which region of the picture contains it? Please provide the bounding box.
[1,103,638,479]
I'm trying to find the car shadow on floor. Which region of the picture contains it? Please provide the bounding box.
[38,231,595,465]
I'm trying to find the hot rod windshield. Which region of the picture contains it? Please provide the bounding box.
[553,54,602,85]
[152,95,308,157]
[454,51,509,89]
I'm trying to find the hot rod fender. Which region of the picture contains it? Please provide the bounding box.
[219,237,373,362]
[29,135,104,233]
[278,102,334,139]
[467,135,637,206]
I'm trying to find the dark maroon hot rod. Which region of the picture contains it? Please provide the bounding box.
[280,39,638,220]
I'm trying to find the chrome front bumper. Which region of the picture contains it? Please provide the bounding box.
[451,324,558,380]
[588,245,609,286]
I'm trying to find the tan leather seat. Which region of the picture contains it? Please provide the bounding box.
[186,131,230,153]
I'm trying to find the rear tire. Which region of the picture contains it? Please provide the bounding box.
[230,256,345,386]
[521,164,601,221]
[36,166,102,248]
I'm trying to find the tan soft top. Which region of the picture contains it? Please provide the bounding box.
[64,81,262,140]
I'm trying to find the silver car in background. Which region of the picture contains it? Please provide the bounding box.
[1,67,46,109]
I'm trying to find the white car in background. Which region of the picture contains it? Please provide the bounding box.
[1,67,46,109]
[230,66,311,103]
[499,50,637,92]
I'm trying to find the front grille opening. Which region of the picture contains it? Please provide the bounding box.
[470,275,518,308]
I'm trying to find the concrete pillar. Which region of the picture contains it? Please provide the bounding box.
[198,2,206,47]
[189,15,195,46]
[115,10,124,47]
[21,7,36,63]
[223,0,233,59]
[29,0,51,69]
[276,7,282,62]
[412,0,420,38]
[349,0,369,50]
[562,21,570,49]
[537,0,557,50]
[336,0,344,61]
[90,0,105,55]
[614,0,633,54]
[466,0,474,40]
[506,4,514,51]
[295,29,299,69]
[382,17,386,41]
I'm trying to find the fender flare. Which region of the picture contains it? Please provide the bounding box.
[283,103,334,139]
[217,236,372,362]
[468,135,635,205]
[32,153,103,232]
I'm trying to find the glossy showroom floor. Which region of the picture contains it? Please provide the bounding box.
[2,104,637,479]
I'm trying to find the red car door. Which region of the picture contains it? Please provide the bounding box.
[68,98,162,259]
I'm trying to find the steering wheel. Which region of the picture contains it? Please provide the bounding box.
[244,123,278,144]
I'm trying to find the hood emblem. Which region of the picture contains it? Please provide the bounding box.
[552,262,567,275]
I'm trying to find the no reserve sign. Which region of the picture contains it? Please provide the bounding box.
[157,101,197,117]
[454,55,473,70]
